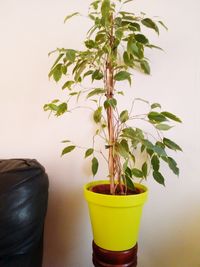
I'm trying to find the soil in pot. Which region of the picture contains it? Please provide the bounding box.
[90,184,143,195]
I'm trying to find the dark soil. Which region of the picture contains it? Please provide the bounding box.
[91,184,143,195]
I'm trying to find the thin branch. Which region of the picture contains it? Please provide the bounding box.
[100,150,109,163]
[68,105,95,112]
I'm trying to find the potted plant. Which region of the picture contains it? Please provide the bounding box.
[44,0,182,266]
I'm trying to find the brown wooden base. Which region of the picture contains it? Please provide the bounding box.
[92,241,138,267]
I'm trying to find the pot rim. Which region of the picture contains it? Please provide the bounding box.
[84,180,148,207]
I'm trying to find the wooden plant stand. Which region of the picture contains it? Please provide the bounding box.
[92,241,138,267]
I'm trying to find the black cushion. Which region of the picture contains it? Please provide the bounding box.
[0,159,49,267]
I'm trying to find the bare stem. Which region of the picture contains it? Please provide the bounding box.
[68,106,94,112]
[105,13,116,195]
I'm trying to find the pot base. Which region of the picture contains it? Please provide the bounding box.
[92,241,138,267]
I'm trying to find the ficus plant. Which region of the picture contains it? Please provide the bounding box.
[44,0,182,195]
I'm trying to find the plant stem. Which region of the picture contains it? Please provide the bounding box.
[106,14,115,195]
[106,62,115,195]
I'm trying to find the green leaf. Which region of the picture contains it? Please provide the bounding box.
[92,157,99,176]
[74,60,87,82]
[136,42,144,59]
[62,65,67,74]
[121,15,135,21]
[121,127,144,148]
[123,51,133,67]
[132,168,144,178]
[51,99,59,104]
[127,39,140,58]
[90,0,100,10]
[130,22,141,31]
[95,33,106,43]
[115,28,123,40]
[66,49,76,62]
[101,0,110,20]
[146,148,154,157]
[135,34,149,44]
[69,92,79,96]
[93,107,102,123]
[85,148,94,158]
[121,127,136,140]
[119,11,135,16]
[146,44,163,51]
[163,138,182,151]
[123,175,135,191]
[87,88,105,98]
[141,144,146,153]
[85,40,96,49]
[142,18,159,35]
[64,12,79,23]
[161,111,182,123]
[125,166,132,178]
[142,162,148,178]
[131,128,144,149]
[167,157,179,175]
[92,70,104,81]
[151,103,161,109]
[136,128,144,139]
[141,60,150,74]
[117,140,129,159]
[162,156,179,176]
[151,155,160,171]
[89,14,96,21]
[62,80,74,90]
[114,71,131,82]
[61,145,76,156]
[115,16,122,26]
[129,152,135,163]
[104,98,117,109]
[156,124,173,131]
[154,145,167,157]
[56,102,68,116]
[76,91,82,101]
[143,140,166,157]
[43,103,57,112]
[87,24,98,38]
[156,141,165,149]
[120,110,129,123]
[117,91,124,96]
[158,20,168,31]
[123,159,129,171]
[148,111,167,122]
[101,0,110,15]
[123,0,134,4]
[142,139,154,150]
[153,171,165,185]
[51,53,64,70]
[121,139,129,151]
[50,64,62,82]
[61,140,71,143]
[83,70,93,78]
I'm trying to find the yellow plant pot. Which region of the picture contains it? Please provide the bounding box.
[84,180,148,251]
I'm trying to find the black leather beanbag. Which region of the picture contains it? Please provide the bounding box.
[0,159,49,267]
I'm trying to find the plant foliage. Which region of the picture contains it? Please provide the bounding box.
[44,0,182,194]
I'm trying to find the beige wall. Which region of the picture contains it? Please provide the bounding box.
[0,0,200,266]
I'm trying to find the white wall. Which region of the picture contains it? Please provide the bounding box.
[0,0,200,266]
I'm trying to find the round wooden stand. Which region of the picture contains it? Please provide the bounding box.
[92,241,138,267]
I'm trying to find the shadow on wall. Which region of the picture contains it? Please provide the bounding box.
[43,185,87,267]
[139,204,200,267]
